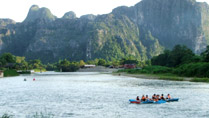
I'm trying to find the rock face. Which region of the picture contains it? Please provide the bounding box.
[0,0,209,63]
[62,11,77,19]
[24,5,56,23]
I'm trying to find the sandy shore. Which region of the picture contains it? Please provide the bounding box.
[78,66,119,73]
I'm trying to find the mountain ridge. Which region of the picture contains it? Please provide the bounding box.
[0,0,209,63]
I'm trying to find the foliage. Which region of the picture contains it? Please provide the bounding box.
[201,45,209,62]
[57,59,79,72]
[97,59,106,66]
[120,57,139,65]
[190,78,209,82]
[151,45,195,67]
[79,60,85,67]
[118,66,172,74]
[0,113,13,118]
[3,69,19,77]
[32,112,54,118]
[174,62,209,78]
[0,53,16,66]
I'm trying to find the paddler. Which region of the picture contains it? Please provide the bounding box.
[160,94,165,100]
[136,96,140,101]
[145,95,149,101]
[152,94,156,100]
[166,94,171,99]
[141,95,146,101]
[155,94,160,101]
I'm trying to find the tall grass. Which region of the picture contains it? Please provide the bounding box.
[0,113,13,118]
[1,112,54,118]
[32,112,54,118]
[190,78,209,82]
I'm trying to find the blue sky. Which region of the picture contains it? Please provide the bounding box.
[0,0,208,22]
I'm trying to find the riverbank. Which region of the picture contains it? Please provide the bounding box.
[113,72,204,82]
[78,66,118,73]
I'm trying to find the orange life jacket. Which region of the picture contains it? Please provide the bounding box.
[167,95,171,99]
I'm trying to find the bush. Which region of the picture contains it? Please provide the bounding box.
[3,69,19,77]
[174,62,209,78]
[117,66,173,74]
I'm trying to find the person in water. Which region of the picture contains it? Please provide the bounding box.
[141,95,146,101]
[166,94,171,99]
[160,94,165,100]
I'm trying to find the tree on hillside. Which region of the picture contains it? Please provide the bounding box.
[201,45,209,62]
[0,53,16,63]
[151,50,171,66]
[79,60,85,67]
[169,45,195,67]
[120,57,138,65]
[98,59,106,66]
[151,45,195,67]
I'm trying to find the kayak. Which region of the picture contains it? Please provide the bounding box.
[129,99,141,104]
[166,98,179,102]
[129,99,166,104]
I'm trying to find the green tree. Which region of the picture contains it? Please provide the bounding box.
[169,45,195,67]
[98,59,106,66]
[201,45,209,62]
[79,60,85,67]
[0,53,16,63]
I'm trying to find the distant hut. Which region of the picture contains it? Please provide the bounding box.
[83,65,96,68]
[124,64,136,69]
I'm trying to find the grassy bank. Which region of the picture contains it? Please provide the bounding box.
[3,69,19,77]
[190,78,209,83]
[34,68,47,72]
[117,66,209,82]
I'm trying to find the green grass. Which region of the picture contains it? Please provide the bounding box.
[3,69,19,77]
[34,68,47,72]
[0,113,13,118]
[190,78,209,82]
[32,112,54,118]
[1,112,54,118]
[157,75,184,81]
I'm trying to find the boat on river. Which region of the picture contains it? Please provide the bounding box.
[129,99,166,104]
[166,98,179,102]
[129,98,179,104]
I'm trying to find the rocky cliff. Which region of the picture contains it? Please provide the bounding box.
[0,0,208,63]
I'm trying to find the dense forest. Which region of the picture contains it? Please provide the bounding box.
[118,45,209,81]
[1,44,209,81]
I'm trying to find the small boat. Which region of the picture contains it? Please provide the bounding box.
[129,99,141,104]
[129,99,166,104]
[166,98,179,102]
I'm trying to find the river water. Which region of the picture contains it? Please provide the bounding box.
[0,72,209,118]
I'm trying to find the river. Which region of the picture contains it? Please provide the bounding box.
[0,72,209,118]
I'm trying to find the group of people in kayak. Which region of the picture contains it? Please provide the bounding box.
[136,94,171,101]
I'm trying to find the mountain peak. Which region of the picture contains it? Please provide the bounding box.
[62,11,77,19]
[30,5,39,11]
[24,5,56,22]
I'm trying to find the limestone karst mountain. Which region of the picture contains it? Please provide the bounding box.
[0,0,209,63]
